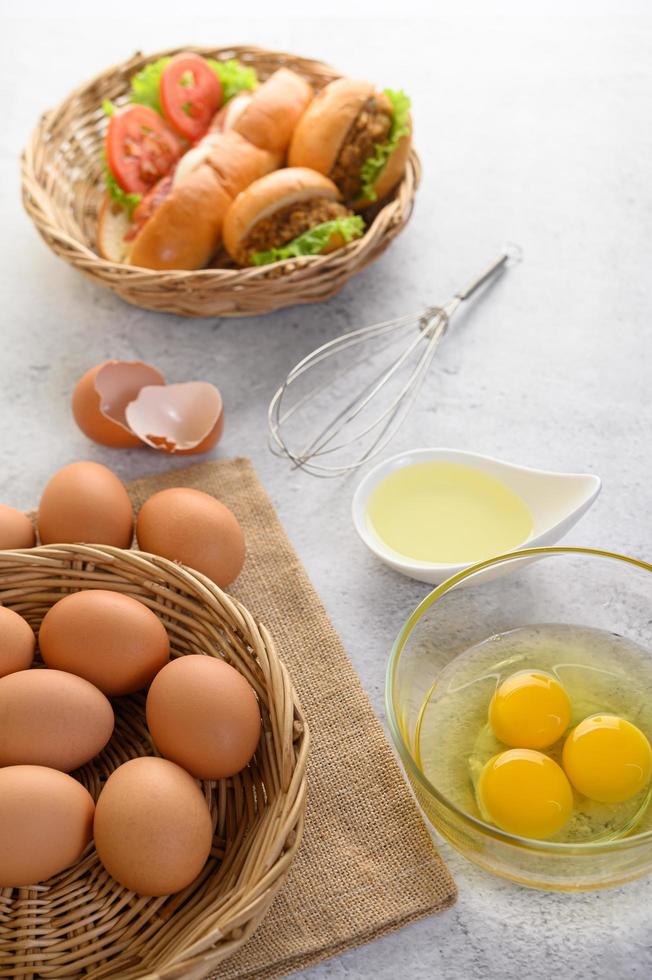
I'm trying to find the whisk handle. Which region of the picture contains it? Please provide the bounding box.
[454,246,521,302]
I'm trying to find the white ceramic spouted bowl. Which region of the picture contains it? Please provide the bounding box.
[352,448,602,584]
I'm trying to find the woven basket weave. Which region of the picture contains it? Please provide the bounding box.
[0,544,309,980]
[20,45,421,318]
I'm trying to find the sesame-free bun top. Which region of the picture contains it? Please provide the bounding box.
[128,135,278,271]
[129,164,231,271]
[289,76,412,207]
[232,68,314,155]
[222,167,341,257]
[288,78,375,175]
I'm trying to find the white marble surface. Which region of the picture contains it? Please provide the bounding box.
[3,2,652,978]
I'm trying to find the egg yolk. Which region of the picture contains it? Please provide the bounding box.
[478,748,573,839]
[489,670,571,749]
[562,714,652,803]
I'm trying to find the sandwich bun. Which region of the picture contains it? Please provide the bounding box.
[223,167,340,260]
[210,91,253,133]
[173,130,279,193]
[125,134,278,270]
[97,196,131,263]
[204,130,281,198]
[289,76,412,207]
[232,68,313,155]
[129,164,232,270]
[288,78,375,175]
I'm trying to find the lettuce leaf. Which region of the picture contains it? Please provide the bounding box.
[251,215,365,266]
[206,58,258,102]
[129,56,257,115]
[130,57,171,114]
[104,164,141,218]
[358,89,411,203]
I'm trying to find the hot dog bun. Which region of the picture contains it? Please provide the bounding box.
[232,68,313,155]
[126,134,278,270]
[128,164,231,270]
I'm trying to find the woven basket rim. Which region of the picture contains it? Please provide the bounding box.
[20,44,420,314]
[0,541,309,980]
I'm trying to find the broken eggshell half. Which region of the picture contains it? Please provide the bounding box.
[72,361,166,449]
[125,382,224,455]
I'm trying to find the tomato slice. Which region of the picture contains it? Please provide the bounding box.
[160,54,223,141]
[107,105,182,195]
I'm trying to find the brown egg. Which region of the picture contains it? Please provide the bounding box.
[39,590,170,696]
[0,503,35,549]
[0,606,36,677]
[72,360,165,448]
[136,488,245,588]
[0,669,114,771]
[93,756,213,896]
[0,765,94,887]
[146,655,261,779]
[37,461,134,547]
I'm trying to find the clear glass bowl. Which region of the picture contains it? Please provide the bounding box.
[386,547,652,891]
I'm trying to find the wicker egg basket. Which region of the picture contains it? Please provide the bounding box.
[0,544,309,980]
[20,45,420,318]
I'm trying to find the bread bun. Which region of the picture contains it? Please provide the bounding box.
[204,130,280,198]
[172,129,278,192]
[210,91,253,133]
[97,197,131,263]
[128,134,278,270]
[129,164,232,270]
[233,68,313,155]
[288,78,375,174]
[223,167,340,259]
[289,77,412,206]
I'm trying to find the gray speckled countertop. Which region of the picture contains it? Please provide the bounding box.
[3,2,652,977]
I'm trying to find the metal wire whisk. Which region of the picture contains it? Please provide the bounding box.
[268,247,521,476]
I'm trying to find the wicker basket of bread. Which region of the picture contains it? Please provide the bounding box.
[20,45,420,317]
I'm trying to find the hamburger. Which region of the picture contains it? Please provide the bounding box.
[288,78,412,208]
[222,167,365,267]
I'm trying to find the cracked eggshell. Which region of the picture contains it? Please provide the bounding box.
[125,382,224,455]
[72,361,165,448]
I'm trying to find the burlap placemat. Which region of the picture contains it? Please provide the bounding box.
[127,458,457,979]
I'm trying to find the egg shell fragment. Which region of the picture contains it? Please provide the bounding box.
[146,654,261,779]
[93,756,213,896]
[39,589,170,696]
[136,487,245,588]
[125,382,224,455]
[0,503,36,549]
[72,361,166,448]
[0,765,95,888]
[0,668,114,771]
[0,606,36,678]
[37,461,134,548]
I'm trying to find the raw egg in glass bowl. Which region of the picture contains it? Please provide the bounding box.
[386,547,652,891]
